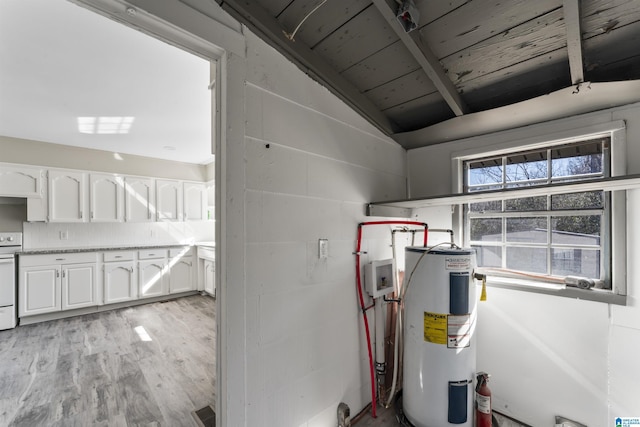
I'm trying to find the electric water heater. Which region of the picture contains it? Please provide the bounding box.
[403,247,477,427]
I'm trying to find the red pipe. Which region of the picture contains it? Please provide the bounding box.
[354,220,428,418]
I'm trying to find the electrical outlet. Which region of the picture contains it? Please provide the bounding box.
[318,239,328,259]
[59,230,68,240]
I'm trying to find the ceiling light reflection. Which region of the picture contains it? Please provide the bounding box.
[78,116,135,134]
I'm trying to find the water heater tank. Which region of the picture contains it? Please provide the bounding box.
[403,247,476,427]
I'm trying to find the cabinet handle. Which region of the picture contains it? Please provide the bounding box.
[129,267,134,273]
[55,258,65,261]
[91,211,94,219]
[62,270,66,278]
[79,210,83,218]
[56,270,60,278]
[115,255,122,259]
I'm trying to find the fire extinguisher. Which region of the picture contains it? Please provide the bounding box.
[475,372,492,427]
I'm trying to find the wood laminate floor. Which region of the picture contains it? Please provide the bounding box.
[0,295,216,427]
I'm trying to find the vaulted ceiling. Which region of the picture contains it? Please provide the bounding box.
[216,0,640,146]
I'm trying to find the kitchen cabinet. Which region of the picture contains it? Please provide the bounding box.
[0,164,44,198]
[90,173,124,222]
[203,259,215,296]
[156,179,183,221]
[19,253,97,316]
[103,252,137,304]
[19,265,60,316]
[168,247,195,294]
[48,170,87,222]
[61,263,96,310]
[197,245,215,297]
[124,177,155,222]
[183,182,207,221]
[138,249,168,298]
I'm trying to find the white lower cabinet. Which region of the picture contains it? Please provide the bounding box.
[19,246,197,320]
[169,247,195,294]
[61,263,96,310]
[203,259,215,296]
[20,265,60,316]
[19,253,97,317]
[103,258,137,304]
[138,259,167,298]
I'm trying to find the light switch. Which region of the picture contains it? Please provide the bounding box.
[318,239,328,259]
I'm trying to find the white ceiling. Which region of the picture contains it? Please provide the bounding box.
[0,0,213,165]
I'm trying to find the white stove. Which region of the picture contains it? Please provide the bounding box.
[0,232,22,330]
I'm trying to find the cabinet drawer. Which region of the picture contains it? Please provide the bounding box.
[197,247,215,261]
[138,249,166,260]
[103,251,135,262]
[169,247,192,258]
[20,252,97,267]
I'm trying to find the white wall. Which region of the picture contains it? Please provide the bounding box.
[236,31,407,426]
[0,135,208,181]
[408,103,640,425]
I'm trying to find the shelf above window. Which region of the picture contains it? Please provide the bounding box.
[367,174,640,217]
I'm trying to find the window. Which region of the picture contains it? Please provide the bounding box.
[465,138,609,287]
[457,125,627,304]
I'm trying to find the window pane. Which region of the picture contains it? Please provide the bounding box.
[506,217,547,243]
[473,245,502,267]
[506,247,547,274]
[506,151,547,182]
[505,196,547,211]
[468,158,502,186]
[551,191,604,210]
[551,216,601,245]
[551,141,603,178]
[470,218,502,241]
[470,201,502,212]
[552,248,600,278]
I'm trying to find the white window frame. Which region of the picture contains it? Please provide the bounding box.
[452,121,627,305]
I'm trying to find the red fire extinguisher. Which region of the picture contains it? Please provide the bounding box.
[475,372,492,427]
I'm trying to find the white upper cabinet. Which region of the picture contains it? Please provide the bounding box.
[0,164,44,198]
[156,179,183,221]
[124,177,155,222]
[48,170,87,222]
[90,173,124,222]
[183,182,207,221]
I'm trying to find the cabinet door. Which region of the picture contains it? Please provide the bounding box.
[183,182,207,221]
[156,179,183,221]
[0,164,43,198]
[169,256,194,294]
[62,263,96,310]
[204,259,215,296]
[19,265,60,316]
[90,173,123,222]
[49,170,86,222]
[104,262,136,304]
[124,177,155,222]
[138,260,167,298]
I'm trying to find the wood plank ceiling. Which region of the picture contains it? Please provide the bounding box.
[216,0,640,147]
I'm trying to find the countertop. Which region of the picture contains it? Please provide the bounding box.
[195,241,215,248]
[19,243,194,255]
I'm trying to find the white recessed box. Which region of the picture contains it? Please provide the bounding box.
[365,259,396,298]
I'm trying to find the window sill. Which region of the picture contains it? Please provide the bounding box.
[485,276,627,305]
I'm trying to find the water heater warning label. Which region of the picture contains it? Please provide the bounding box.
[447,314,471,348]
[423,312,447,345]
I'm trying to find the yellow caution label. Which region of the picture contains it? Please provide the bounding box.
[423,312,447,345]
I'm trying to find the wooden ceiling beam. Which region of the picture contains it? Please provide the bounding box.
[371,0,469,117]
[563,0,585,84]
[214,0,400,135]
